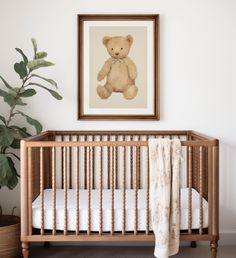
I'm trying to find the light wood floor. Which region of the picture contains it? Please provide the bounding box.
[30,246,236,258]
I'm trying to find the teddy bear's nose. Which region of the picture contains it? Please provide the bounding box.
[115,52,119,56]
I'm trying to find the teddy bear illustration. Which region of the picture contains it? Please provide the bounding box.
[97,35,138,100]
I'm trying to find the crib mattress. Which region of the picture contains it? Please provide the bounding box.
[32,188,208,232]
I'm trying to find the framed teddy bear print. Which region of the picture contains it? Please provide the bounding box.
[78,14,159,120]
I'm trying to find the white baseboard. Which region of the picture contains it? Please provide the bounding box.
[218,232,236,246]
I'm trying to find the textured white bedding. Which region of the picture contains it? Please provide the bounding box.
[32,188,208,231]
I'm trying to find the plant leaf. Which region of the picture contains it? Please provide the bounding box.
[16,111,42,134]
[0,155,18,189]
[15,48,28,64]
[7,152,20,161]
[14,61,28,79]
[8,88,18,97]
[3,92,27,107]
[35,51,47,59]
[0,88,8,97]
[7,156,19,176]
[10,139,21,149]
[20,88,37,97]
[1,88,26,106]
[31,38,37,58]
[7,157,19,185]
[27,59,55,71]
[31,74,57,88]
[0,125,15,147]
[0,154,9,185]
[0,75,13,89]
[10,126,31,137]
[0,154,12,187]
[29,83,62,100]
[7,97,27,106]
[9,126,31,149]
[0,115,6,125]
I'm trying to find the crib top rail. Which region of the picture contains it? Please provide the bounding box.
[50,130,189,137]
[21,130,218,148]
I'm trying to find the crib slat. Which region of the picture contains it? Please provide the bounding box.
[40,147,44,235]
[137,136,141,189]
[75,146,80,235]
[87,146,91,235]
[52,147,56,235]
[63,146,68,235]
[61,135,64,189]
[146,145,150,235]
[99,146,103,235]
[199,146,203,234]
[122,146,126,235]
[28,147,32,236]
[134,146,139,235]
[84,136,87,189]
[92,136,95,189]
[188,146,193,234]
[130,136,133,189]
[111,146,115,235]
[69,136,72,189]
[115,136,118,189]
[107,136,110,189]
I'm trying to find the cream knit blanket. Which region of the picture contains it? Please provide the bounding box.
[149,138,182,258]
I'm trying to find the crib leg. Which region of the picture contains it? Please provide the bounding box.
[210,240,218,258]
[22,242,29,258]
[190,241,197,248]
[44,241,50,248]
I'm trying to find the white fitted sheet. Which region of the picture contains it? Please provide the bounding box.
[32,188,208,231]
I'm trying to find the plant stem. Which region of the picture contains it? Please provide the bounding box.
[5,74,30,127]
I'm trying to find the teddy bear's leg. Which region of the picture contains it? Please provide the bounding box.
[97,83,113,99]
[123,85,138,100]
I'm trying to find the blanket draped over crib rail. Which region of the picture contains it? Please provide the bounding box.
[149,138,182,258]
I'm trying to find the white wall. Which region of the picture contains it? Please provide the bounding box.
[0,0,236,243]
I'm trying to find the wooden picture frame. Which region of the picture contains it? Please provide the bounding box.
[78,14,159,120]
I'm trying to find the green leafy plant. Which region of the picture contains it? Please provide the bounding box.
[0,39,62,189]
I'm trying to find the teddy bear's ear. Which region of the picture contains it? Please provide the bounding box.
[103,36,111,46]
[126,35,133,45]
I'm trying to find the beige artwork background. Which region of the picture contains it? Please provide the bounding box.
[89,26,147,109]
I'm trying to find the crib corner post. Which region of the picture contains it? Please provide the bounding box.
[211,144,219,258]
[22,241,29,258]
[210,239,218,258]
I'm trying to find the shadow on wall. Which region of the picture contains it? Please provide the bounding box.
[219,142,236,234]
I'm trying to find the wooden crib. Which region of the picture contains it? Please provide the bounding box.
[20,130,219,258]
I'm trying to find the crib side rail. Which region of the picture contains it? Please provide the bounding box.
[21,135,219,243]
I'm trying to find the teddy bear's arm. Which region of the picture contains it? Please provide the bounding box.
[125,57,137,80]
[97,58,112,81]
